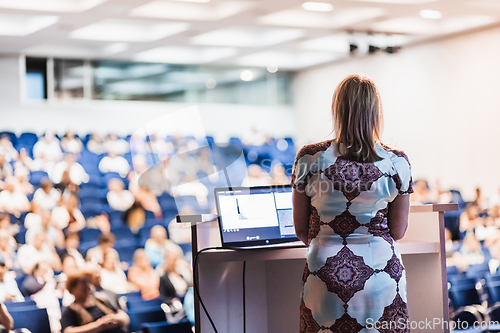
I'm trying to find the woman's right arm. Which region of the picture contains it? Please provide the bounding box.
[387,194,410,241]
[293,187,310,246]
[63,315,119,333]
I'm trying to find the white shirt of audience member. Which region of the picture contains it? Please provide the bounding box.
[51,204,86,230]
[104,134,129,156]
[0,270,24,303]
[0,178,30,214]
[99,153,130,177]
[33,132,63,162]
[17,231,57,274]
[33,187,61,211]
[52,155,89,185]
[106,178,134,211]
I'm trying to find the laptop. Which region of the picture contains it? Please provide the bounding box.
[214,185,305,249]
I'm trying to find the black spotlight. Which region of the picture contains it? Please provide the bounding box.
[384,46,401,54]
[368,45,380,54]
[349,44,358,53]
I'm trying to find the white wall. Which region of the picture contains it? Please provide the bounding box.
[294,26,500,200]
[0,56,295,143]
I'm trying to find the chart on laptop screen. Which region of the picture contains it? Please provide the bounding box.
[216,186,297,247]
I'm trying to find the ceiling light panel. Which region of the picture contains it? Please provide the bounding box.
[0,14,58,36]
[130,0,252,21]
[233,51,339,69]
[70,19,189,42]
[0,0,107,12]
[258,7,385,29]
[371,15,497,35]
[302,2,334,12]
[134,46,238,64]
[350,0,437,4]
[191,26,305,47]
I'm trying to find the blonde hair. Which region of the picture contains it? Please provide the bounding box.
[332,74,383,163]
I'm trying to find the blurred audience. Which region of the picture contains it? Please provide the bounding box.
[144,225,183,268]
[61,131,83,155]
[33,178,61,210]
[127,249,160,300]
[99,152,130,178]
[53,153,89,186]
[107,179,134,212]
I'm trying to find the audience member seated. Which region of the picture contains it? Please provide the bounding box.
[23,261,62,333]
[86,234,119,266]
[13,148,35,174]
[87,134,107,155]
[59,231,86,268]
[158,251,192,302]
[99,152,130,178]
[168,206,193,245]
[61,271,130,333]
[0,303,13,332]
[89,267,122,311]
[460,203,482,233]
[33,131,63,163]
[0,255,24,303]
[0,230,17,270]
[128,249,160,300]
[53,154,89,186]
[241,164,273,187]
[21,261,54,297]
[270,163,290,185]
[61,131,83,155]
[100,251,134,296]
[33,178,61,211]
[106,179,134,212]
[128,169,162,221]
[104,134,129,156]
[0,177,30,216]
[149,133,174,156]
[129,134,147,155]
[52,194,86,231]
[26,208,64,249]
[14,168,34,196]
[0,153,12,183]
[17,229,62,274]
[241,127,267,146]
[171,174,208,207]
[410,179,432,204]
[0,135,17,163]
[145,225,183,268]
[0,215,17,253]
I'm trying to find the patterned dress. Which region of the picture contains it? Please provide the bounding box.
[292,140,414,333]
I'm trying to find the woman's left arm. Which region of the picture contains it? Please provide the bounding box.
[293,187,310,246]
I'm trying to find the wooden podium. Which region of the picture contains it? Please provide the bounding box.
[190,203,457,333]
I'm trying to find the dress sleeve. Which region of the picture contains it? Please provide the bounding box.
[391,150,414,196]
[291,146,310,189]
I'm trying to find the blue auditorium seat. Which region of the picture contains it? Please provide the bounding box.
[128,308,166,332]
[0,131,17,145]
[29,171,49,187]
[127,297,163,310]
[486,281,500,306]
[111,226,136,240]
[5,299,36,309]
[449,282,482,310]
[116,244,139,266]
[10,306,51,333]
[17,132,38,146]
[79,228,102,243]
[80,203,105,219]
[142,321,192,333]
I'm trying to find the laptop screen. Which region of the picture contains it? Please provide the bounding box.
[214,185,299,248]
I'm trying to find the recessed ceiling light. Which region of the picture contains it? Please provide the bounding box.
[0,14,58,36]
[0,0,107,12]
[302,2,334,12]
[267,64,278,73]
[240,70,254,81]
[191,26,305,47]
[134,46,237,64]
[70,19,189,42]
[420,10,442,19]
